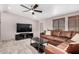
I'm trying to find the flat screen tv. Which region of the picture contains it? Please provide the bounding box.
[17,23,32,32]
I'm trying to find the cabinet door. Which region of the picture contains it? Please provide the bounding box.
[59,18,65,30]
[53,19,59,30]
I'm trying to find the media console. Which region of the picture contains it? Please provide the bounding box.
[15,33,33,40]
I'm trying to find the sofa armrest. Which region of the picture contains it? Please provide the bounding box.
[44,44,68,54]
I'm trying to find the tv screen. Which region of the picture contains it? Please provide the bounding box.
[17,23,32,32]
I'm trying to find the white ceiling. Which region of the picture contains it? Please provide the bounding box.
[1,4,79,20]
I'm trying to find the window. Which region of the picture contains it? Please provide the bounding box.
[53,18,65,30]
[68,15,79,31]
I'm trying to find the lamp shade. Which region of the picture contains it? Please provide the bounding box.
[45,31,51,35]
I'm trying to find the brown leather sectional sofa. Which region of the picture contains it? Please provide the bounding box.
[41,30,78,46]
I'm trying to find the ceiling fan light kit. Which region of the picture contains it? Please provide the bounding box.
[29,10,34,12]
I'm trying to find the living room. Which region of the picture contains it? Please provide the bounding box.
[0,4,79,54]
[40,5,79,54]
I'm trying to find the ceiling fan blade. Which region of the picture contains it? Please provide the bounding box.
[34,10,42,13]
[33,4,38,9]
[32,12,34,15]
[23,10,31,12]
[20,4,31,10]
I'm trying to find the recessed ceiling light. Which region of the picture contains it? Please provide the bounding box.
[8,7,11,10]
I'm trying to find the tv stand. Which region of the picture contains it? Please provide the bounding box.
[15,33,33,40]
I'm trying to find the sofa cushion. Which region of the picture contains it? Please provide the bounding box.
[57,42,69,50]
[67,40,74,43]
[53,37,68,42]
[71,33,79,42]
[71,32,76,38]
[44,44,67,54]
[52,31,61,37]
[48,40,62,46]
[71,31,79,38]
[45,36,67,42]
[66,43,79,54]
[45,35,55,39]
[40,35,50,39]
[59,31,72,39]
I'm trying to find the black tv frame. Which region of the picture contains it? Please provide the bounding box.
[16,23,32,33]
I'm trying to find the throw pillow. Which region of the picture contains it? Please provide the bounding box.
[71,33,79,42]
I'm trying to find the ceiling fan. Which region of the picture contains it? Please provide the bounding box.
[20,4,42,15]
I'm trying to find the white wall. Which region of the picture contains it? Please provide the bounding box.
[41,11,79,31]
[0,12,1,40]
[40,18,53,31]
[1,12,39,40]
